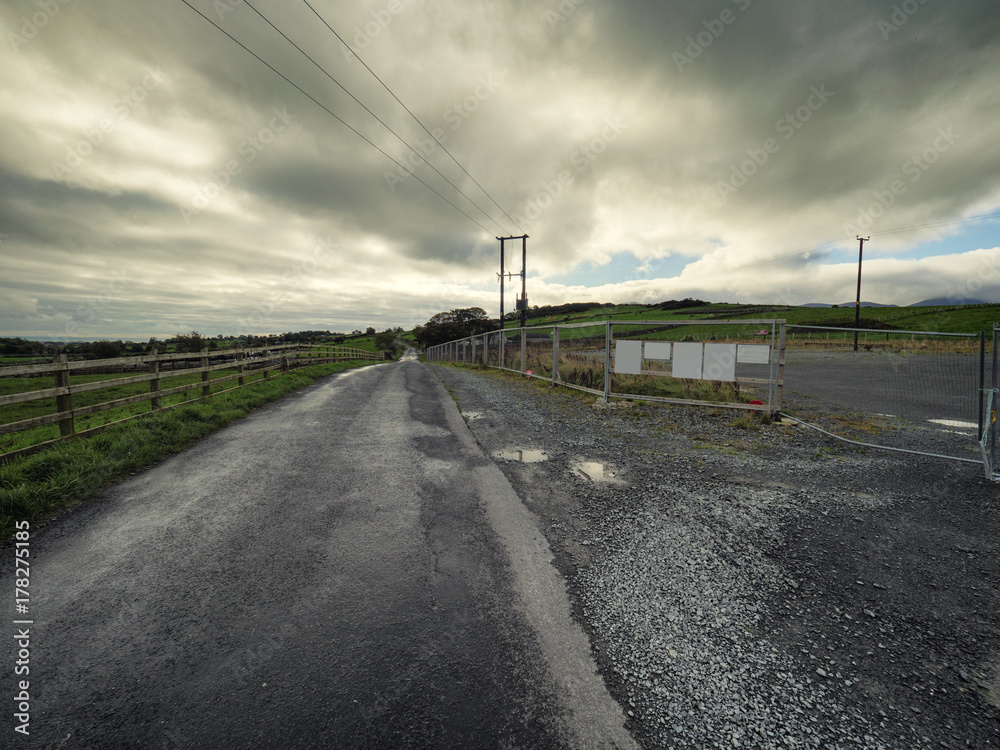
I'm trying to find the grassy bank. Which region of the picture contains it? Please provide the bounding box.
[0,360,379,540]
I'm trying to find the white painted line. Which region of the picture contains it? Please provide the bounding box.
[928,418,977,430]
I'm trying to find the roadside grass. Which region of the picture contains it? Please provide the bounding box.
[0,360,378,540]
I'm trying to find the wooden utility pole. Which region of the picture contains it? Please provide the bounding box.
[853,236,869,352]
[497,234,529,328]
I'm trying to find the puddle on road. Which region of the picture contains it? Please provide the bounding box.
[571,459,622,483]
[495,448,549,463]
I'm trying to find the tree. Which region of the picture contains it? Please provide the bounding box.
[173,331,206,353]
[413,307,497,348]
[91,339,122,359]
[365,327,376,336]
[374,329,403,359]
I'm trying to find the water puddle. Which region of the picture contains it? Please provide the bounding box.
[495,448,548,463]
[571,459,621,483]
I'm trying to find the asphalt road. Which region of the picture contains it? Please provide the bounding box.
[782,349,985,426]
[1,361,635,749]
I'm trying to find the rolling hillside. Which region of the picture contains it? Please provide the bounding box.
[501,301,1000,336]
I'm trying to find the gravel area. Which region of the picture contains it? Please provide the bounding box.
[429,363,1000,750]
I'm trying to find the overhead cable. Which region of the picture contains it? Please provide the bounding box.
[299,0,525,235]
[243,0,510,235]
[178,0,496,236]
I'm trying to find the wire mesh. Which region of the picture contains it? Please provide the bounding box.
[608,321,777,407]
[782,325,987,459]
[552,323,608,395]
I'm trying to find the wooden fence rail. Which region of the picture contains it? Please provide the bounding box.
[0,344,383,460]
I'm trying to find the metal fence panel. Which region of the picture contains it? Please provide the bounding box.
[781,325,988,465]
[428,319,785,411]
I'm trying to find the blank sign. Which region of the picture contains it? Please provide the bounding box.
[737,344,770,364]
[672,342,703,379]
[644,342,672,361]
[703,343,737,382]
[613,340,643,375]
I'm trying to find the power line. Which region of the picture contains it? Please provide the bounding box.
[869,209,1000,237]
[177,0,496,236]
[299,0,525,235]
[243,0,510,236]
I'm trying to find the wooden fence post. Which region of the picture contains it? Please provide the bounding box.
[149,353,161,411]
[237,346,245,387]
[201,347,210,398]
[263,344,270,379]
[54,353,74,437]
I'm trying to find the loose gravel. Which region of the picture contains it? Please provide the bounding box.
[430,364,1000,750]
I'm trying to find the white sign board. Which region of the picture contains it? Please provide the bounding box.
[703,343,737,382]
[737,344,771,364]
[613,340,643,375]
[672,342,703,379]
[643,342,672,361]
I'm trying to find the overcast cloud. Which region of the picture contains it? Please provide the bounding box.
[1,0,999,340]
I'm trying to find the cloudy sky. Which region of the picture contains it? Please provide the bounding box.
[2,0,999,340]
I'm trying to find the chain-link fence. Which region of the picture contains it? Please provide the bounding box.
[427,319,786,412]
[780,324,989,469]
[427,319,1000,478]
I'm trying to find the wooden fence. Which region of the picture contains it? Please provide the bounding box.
[0,344,384,460]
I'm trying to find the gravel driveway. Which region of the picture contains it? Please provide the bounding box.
[429,363,1000,750]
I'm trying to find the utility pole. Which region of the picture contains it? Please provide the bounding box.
[497,234,529,329]
[853,235,869,352]
[519,235,528,329]
[499,240,505,325]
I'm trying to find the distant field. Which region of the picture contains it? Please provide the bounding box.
[503,303,1000,336]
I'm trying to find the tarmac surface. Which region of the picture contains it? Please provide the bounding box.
[0,361,636,749]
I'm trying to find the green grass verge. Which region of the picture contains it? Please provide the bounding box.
[0,360,379,540]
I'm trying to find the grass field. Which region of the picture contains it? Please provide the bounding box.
[504,302,1000,336]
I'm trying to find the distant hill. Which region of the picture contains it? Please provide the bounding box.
[805,302,895,308]
[909,297,989,307]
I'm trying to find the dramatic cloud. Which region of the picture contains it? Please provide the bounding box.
[1,0,999,339]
